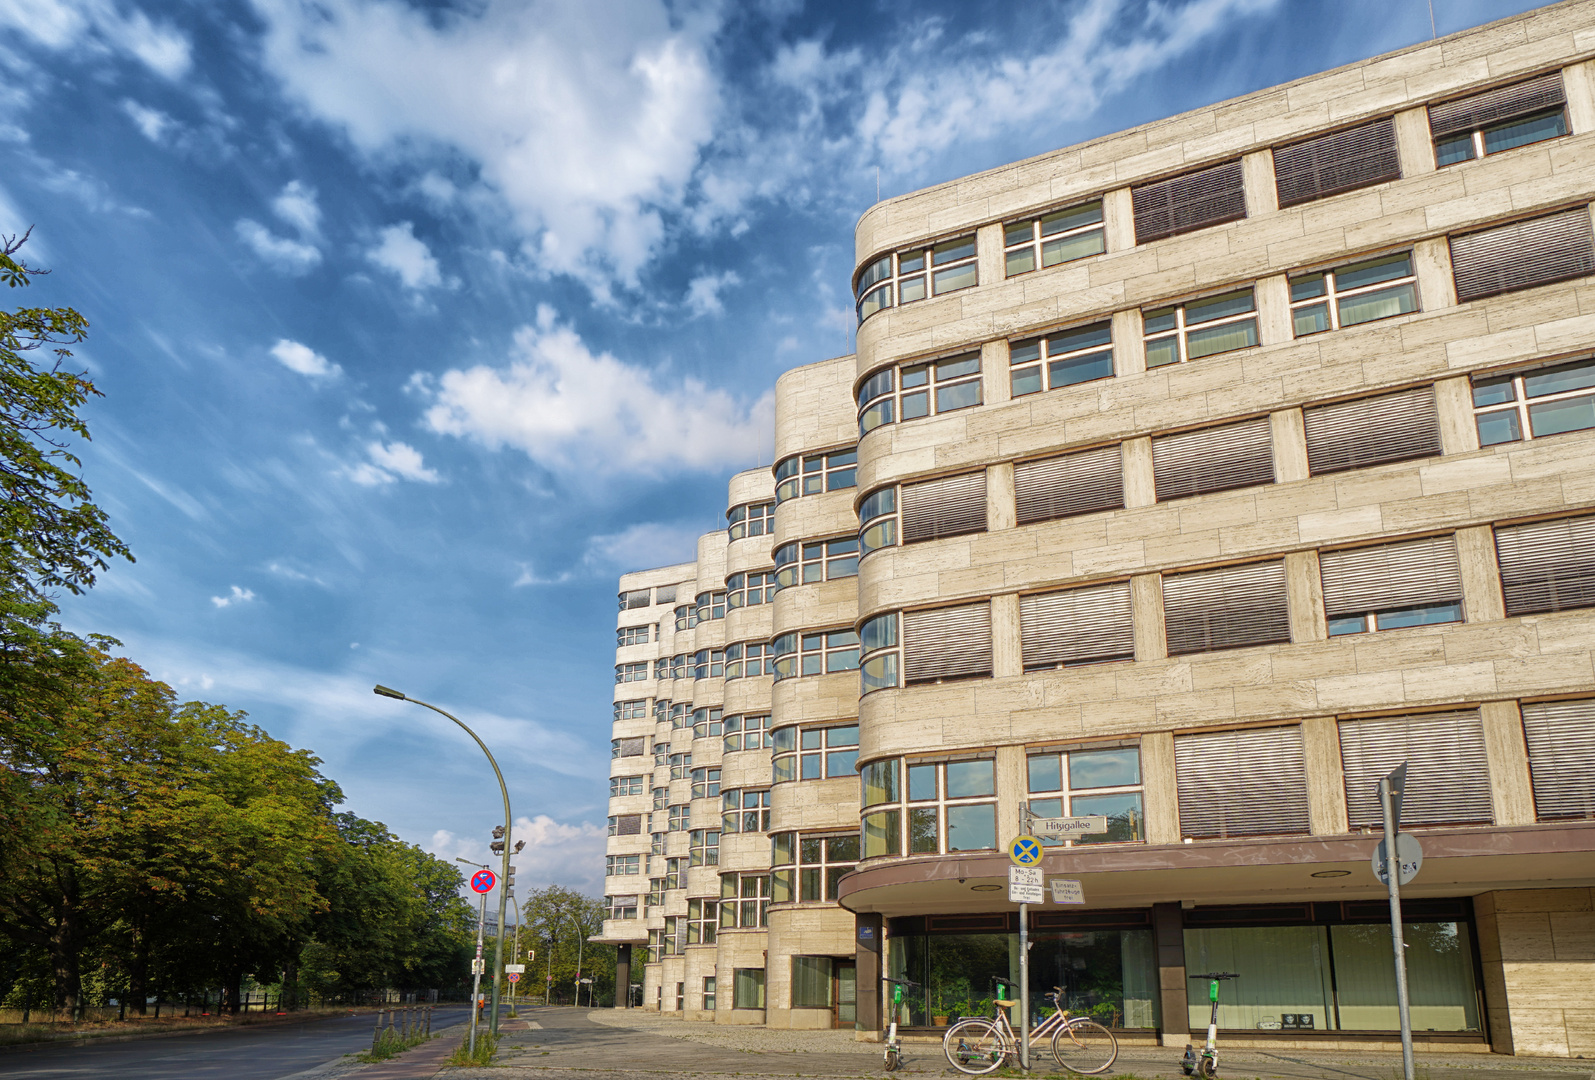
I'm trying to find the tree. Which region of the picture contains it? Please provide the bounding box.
[521,886,612,1005]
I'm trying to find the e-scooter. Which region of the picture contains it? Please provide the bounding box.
[881,977,920,1071]
[1181,971,1238,1077]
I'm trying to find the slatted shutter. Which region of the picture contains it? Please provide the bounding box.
[901,471,987,542]
[1450,207,1595,302]
[1494,516,1595,616]
[1014,445,1124,524]
[1132,159,1247,244]
[1152,417,1274,501]
[1319,535,1463,620]
[902,603,993,683]
[1520,699,1595,820]
[1428,70,1566,139]
[1273,118,1401,208]
[619,736,646,756]
[617,814,643,836]
[1019,582,1134,669]
[1174,726,1311,839]
[1338,711,1493,827]
[1162,561,1290,656]
[1304,386,1440,475]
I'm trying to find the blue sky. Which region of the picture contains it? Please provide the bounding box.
[0,0,1546,893]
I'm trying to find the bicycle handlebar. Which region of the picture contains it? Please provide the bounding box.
[1188,972,1239,980]
[881,977,921,988]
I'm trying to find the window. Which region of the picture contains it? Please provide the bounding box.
[858,486,897,556]
[1020,582,1134,670]
[690,766,720,799]
[1521,699,1595,820]
[613,699,647,721]
[655,584,676,604]
[1143,288,1258,368]
[702,976,717,1011]
[646,877,664,910]
[674,605,696,631]
[1004,200,1105,276]
[1338,711,1493,826]
[723,713,771,752]
[1493,515,1595,616]
[670,654,688,680]
[860,759,901,858]
[726,571,776,609]
[775,448,858,501]
[691,708,722,740]
[721,877,771,930]
[654,741,668,768]
[611,736,645,758]
[859,613,898,695]
[1026,745,1145,845]
[606,854,641,876]
[689,829,720,867]
[1321,535,1464,636]
[771,831,860,902]
[732,967,767,1009]
[653,658,669,680]
[1132,159,1246,243]
[652,787,667,811]
[1014,445,1124,525]
[691,649,724,680]
[695,590,726,622]
[1162,561,1290,656]
[725,642,774,679]
[773,723,859,782]
[1305,386,1440,475]
[773,537,859,589]
[669,702,689,728]
[1473,356,1595,446]
[1173,727,1309,839]
[650,831,665,854]
[686,898,717,944]
[1431,71,1567,167]
[617,625,650,646]
[1010,320,1113,396]
[721,788,771,833]
[669,752,692,780]
[854,235,978,323]
[610,774,644,797]
[902,471,987,543]
[727,501,773,540]
[1450,207,1595,302]
[605,894,639,920]
[619,588,650,610]
[614,662,648,684]
[903,602,993,684]
[607,813,642,836]
[660,918,682,957]
[857,353,982,436]
[772,628,860,680]
[1273,117,1401,207]
[877,757,999,855]
[1151,417,1274,501]
[1290,252,1417,336]
[663,856,686,890]
[667,804,691,831]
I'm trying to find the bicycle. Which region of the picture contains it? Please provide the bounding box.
[1181,971,1238,1078]
[943,980,1118,1076]
[880,976,920,1071]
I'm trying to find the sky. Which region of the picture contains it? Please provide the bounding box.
[0,0,1551,895]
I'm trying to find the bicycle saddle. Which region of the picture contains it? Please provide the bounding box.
[995,998,1020,1007]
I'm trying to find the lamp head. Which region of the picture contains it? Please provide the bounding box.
[373,685,406,700]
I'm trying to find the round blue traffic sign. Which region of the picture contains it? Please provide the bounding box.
[471,869,497,893]
[1009,835,1044,867]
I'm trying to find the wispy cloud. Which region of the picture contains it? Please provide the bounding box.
[236,218,320,274]
[366,221,444,291]
[0,0,192,80]
[270,338,340,378]
[345,440,441,486]
[684,269,740,318]
[120,98,174,142]
[210,584,256,608]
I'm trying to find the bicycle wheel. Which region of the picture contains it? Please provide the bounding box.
[882,1046,899,1071]
[1050,1017,1118,1075]
[943,1018,1006,1075]
[1198,1052,1217,1078]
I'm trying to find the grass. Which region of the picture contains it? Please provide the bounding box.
[358,1026,433,1064]
[447,1028,499,1067]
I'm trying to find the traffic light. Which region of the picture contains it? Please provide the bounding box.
[490,825,506,855]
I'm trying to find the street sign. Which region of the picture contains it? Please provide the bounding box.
[507,973,521,984]
[1008,835,1044,866]
[1386,763,1407,834]
[1372,832,1423,885]
[1050,879,1085,905]
[1030,816,1108,840]
[471,958,485,974]
[1008,865,1044,903]
[505,964,525,974]
[470,869,497,894]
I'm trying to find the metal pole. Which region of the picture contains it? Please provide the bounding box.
[469,885,486,1056]
[1019,902,1030,1071]
[1379,776,1415,1080]
[510,895,522,1013]
[575,926,585,1010]
[546,933,554,1006]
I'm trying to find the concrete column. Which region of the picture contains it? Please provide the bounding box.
[616,944,632,1008]
[1301,716,1348,835]
[1271,407,1309,484]
[1102,187,1137,252]
[1152,902,1189,1046]
[1480,699,1535,826]
[1256,273,1293,348]
[1413,236,1457,311]
[990,593,1022,679]
[855,913,883,1036]
[1140,731,1180,844]
[1456,524,1505,622]
[1113,308,1146,376]
[1122,437,1156,508]
[1240,148,1278,216]
[982,338,1011,407]
[996,742,1029,846]
[1285,550,1326,644]
[1564,59,1595,136]
[987,461,1017,531]
[1393,106,1435,177]
[1131,573,1167,661]
[1434,375,1481,456]
[976,222,1005,297]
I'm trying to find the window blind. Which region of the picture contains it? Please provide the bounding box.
[1014,445,1123,524]
[618,737,646,756]
[1319,534,1463,619]
[1132,159,1247,244]
[1019,582,1134,669]
[1273,118,1401,208]
[1162,560,1291,656]
[1450,207,1595,302]
[1304,386,1440,475]
[1494,515,1595,616]
[1428,70,1566,138]
[901,471,987,543]
[1174,726,1311,839]
[902,602,993,683]
[617,814,643,836]
[1520,699,1595,820]
[1338,710,1493,827]
[1152,417,1274,501]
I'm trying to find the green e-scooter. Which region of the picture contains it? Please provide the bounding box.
[881,977,921,1071]
[1182,972,1238,1077]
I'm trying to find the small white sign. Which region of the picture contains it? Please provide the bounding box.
[471,958,485,975]
[1371,833,1423,886]
[1008,864,1044,904]
[1031,816,1109,839]
[1050,878,1085,905]
[505,964,526,974]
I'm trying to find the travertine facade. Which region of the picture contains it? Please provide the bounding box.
[600,2,1595,1056]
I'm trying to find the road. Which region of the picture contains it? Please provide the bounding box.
[0,1007,470,1080]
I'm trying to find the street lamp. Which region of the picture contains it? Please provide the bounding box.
[375,685,514,1037]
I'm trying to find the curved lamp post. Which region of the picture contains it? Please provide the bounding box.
[374,685,512,1038]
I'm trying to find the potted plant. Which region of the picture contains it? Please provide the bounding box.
[932,991,949,1026]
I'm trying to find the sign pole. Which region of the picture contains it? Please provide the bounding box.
[469,886,486,1056]
[1379,764,1415,1080]
[1019,901,1030,1071]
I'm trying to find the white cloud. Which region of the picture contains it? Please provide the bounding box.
[0,0,192,79]
[236,218,321,274]
[431,814,605,894]
[366,222,443,291]
[271,179,321,237]
[270,338,340,378]
[345,440,440,486]
[421,305,771,476]
[582,522,701,574]
[120,98,173,142]
[683,269,740,318]
[210,584,256,608]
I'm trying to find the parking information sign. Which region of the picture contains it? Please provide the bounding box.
[1008,865,1044,903]
[505,964,526,974]
[470,869,497,894]
[507,973,521,984]
[1051,879,1085,905]
[1008,835,1044,866]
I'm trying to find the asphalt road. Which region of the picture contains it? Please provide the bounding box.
[0,1007,471,1080]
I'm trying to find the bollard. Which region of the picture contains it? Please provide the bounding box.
[425,1005,432,1037]
[371,1009,383,1054]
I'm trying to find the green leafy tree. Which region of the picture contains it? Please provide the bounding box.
[521,885,612,1006]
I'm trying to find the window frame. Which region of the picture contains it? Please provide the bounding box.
[775,448,858,502]
[1009,320,1114,398]
[853,235,979,324]
[610,774,645,797]
[770,830,861,903]
[772,627,861,680]
[722,713,772,753]
[1472,356,1595,447]
[857,352,983,437]
[1289,251,1418,337]
[727,501,774,541]
[688,828,720,867]
[613,699,647,721]
[726,571,776,609]
[605,853,641,876]
[772,723,860,783]
[720,876,771,930]
[720,787,772,834]
[1142,287,1259,369]
[773,536,859,590]
[860,756,999,857]
[614,662,648,684]
[1003,200,1106,278]
[694,590,727,623]
[689,765,721,799]
[1025,744,1146,847]
[724,641,774,679]
[617,624,650,646]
